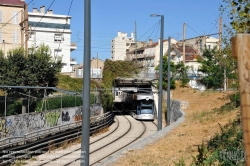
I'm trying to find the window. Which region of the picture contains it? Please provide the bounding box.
[0,11,2,23]
[13,30,18,44]
[54,33,63,42]
[13,11,18,24]
[54,49,62,57]
[0,30,2,43]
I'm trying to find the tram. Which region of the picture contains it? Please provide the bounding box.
[130,93,155,120]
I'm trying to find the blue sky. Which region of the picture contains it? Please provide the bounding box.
[26,0,228,64]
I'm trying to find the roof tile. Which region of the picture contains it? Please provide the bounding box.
[0,0,25,6]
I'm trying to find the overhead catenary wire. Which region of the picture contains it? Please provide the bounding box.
[115,20,162,61]
[185,23,201,36]
[208,18,219,34]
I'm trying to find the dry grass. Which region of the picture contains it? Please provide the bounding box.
[112,86,239,166]
[91,127,110,137]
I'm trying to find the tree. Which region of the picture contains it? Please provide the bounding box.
[155,55,189,90]
[220,0,250,35]
[197,47,237,90]
[0,44,63,114]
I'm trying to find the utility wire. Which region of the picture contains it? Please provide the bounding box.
[153,22,160,42]
[138,20,160,41]
[55,0,74,60]
[21,0,56,49]
[186,23,201,36]
[208,18,219,34]
[116,21,161,61]
[0,0,35,30]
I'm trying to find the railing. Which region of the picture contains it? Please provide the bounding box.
[0,112,113,149]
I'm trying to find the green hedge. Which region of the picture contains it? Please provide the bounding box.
[0,94,97,115]
[35,94,96,112]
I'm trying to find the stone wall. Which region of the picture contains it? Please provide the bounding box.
[165,99,189,123]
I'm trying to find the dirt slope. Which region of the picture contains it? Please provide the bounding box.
[112,86,239,166]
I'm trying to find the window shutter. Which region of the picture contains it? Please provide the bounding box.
[0,11,2,23]
[13,30,18,44]
[0,30,2,43]
[13,11,18,24]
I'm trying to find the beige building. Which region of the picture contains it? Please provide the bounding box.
[0,0,27,56]
[66,58,104,79]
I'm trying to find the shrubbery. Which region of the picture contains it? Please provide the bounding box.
[192,116,244,165]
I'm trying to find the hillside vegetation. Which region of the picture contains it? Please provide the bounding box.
[56,74,99,92]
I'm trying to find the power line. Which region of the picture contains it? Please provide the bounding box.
[138,20,160,41]
[208,18,219,34]
[22,0,56,49]
[185,23,201,36]
[115,20,161,61]
[55,0,74,59]
[0,0,35,30]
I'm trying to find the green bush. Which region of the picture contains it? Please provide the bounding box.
[35,94,96,112]
[229,92,240,107]
[192,116,244,165]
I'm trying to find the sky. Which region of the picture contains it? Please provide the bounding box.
[26,0,229,64]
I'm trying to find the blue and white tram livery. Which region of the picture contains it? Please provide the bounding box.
[131,93,155,120]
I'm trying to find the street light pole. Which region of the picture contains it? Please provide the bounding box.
[81,0,91,165]
[167,36,171,125]
[223,54,227,92]
[150,14,164,130]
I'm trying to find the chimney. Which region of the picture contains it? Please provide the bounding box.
[20,0,25,2]
[47,10,53,14]
[118,31,121,37]
[40,6,45,14]
[33,8,38,13]
[149,39,153,45]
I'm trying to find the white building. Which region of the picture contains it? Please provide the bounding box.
[111,31,135,61]
[180,36,219,55]
[28,6,77,73]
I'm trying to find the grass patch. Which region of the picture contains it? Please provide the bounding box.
[13,160,27,166]
[192,109,215,123]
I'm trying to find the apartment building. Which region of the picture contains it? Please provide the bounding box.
[111,31,135,61]
[72,58,104,79]
[0,0,27,56]
[28,6,77,73]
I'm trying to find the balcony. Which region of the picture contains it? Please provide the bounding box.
[132,54,155,60]
[70,42,77,51]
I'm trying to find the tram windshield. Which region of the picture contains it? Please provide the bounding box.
[141,107,153,114]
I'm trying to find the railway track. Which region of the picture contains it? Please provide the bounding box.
[0,112,114,166]
[0,110,157,166]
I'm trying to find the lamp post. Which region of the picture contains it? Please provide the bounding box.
[223,54,227,91]
[81,0,91,165]
[167,36,171,125]
[150,14,164,130]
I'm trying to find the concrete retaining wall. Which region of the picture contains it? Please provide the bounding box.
[0,104,103,139]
